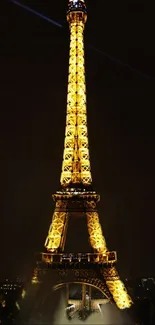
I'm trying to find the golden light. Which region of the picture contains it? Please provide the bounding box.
[44,0,133,310]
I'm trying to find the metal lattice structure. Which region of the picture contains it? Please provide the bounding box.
[60,1,91,186]
[43,0,133,312]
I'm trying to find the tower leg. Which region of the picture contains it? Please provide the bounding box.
[88,285,92,310]
[60,212,69,252]
[85,201,107,254]
[102,266,132,309]
[44,200,68,252]
[81,284,86,319]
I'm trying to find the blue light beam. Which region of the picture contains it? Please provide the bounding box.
[88,45,155,81]
[11,1,154,81]
[11,0,63,28]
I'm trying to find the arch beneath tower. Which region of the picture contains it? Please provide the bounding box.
[53,281,111,303]
[35,263,114,304]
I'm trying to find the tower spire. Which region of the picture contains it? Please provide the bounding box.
[60,0,92,187]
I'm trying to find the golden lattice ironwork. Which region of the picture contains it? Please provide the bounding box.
[60,8,92,187]
[103,266,132,309]
[45,200,68,252]
[85,200,107,254]
[43,0,133,312]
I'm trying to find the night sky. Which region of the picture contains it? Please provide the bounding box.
[1,0,155,280]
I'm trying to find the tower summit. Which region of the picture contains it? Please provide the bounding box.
[61,0,91,187]
[42,0,133,315]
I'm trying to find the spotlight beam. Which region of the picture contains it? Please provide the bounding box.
[89,45,155,81]
[11,0,63,28]
[11,0,154,81]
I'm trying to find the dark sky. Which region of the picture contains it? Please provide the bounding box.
[1,0,155,280]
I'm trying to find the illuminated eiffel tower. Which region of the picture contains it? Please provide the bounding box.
[32,0,132,321]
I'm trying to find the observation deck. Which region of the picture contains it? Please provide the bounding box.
[53,187,100,203]
[67,0,87,15]
[40,251,117,268]
[67,0,87,24]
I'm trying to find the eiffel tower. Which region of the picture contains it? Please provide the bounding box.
[31,0,132,321]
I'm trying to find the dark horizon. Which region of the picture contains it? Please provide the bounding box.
[0,0,155,280]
